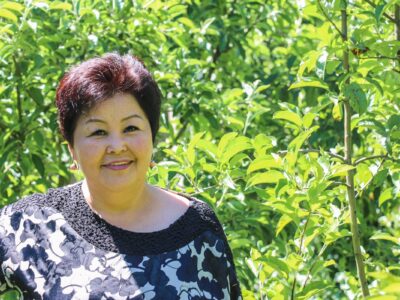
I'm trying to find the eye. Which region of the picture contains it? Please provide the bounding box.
[90,129,107,136]
[124,125,139,133]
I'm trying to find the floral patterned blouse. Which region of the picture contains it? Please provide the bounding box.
[0,182,241,299]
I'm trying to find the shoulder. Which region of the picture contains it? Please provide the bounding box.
[0,192,46,219]
[0,182,82,234]
[165,188,226,237]
[0,182,80,217]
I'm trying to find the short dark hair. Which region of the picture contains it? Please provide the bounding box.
[56,53,161,145]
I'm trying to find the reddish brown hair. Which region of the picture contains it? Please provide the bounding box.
[56,53,161,145]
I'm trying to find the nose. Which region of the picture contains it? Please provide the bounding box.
[106,134,127,154]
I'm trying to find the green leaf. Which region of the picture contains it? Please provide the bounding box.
[379,188,393,206]
[374,4,386,24]
[343,83,368,114]
[316,50,328,80]
[329,164,355,178]
[201,17,215,33]
[288,126,319,156]
[0,290,19,300]
[196,140,218,160]
[248,170,285,187]
[187,132,204,165]
[166,33,188,50]
[303,113,316,129]
[31,154,45,177]
[28,88,44,107]
[273,110,303,127]
[388,115,400,130]
[373,169,388,187]
[289,78,329,91]
[252,134,275,154]
[276,214,292,236]
[355,163,373,189]
[50,2,72,10]
[258,256,291,279]
[229,238,251,249]
[0,8,17,22]
[221,137,252,164]
[178,17,195,29]
[365,76,384,96]
[163,149,184,164]
[298,50,319,77]
[202,162,216,173]
[370,232,399,245]
[247,156,282,174]
[222,88,243,104]
[2,2,24,12]
[333,0,346,10]
[255,84,270,93]
[323,259,336,267]
[325,229,351,245]
[286,253,303,271]
[217,132,238,158]
[332,102,343,121]
[297,281,329,300]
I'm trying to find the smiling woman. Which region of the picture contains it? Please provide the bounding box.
[0,53,242,299]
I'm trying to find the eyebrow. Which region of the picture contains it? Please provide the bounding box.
[85,114,143,124]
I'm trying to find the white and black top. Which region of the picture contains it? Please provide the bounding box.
[0,182,241,299]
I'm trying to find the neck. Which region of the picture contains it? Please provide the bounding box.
[82,179,152,216]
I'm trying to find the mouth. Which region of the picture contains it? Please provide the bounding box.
[102,160,134,170]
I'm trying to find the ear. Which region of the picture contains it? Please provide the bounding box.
[68,143,76,160]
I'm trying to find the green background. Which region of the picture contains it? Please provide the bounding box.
[0,0,400,299]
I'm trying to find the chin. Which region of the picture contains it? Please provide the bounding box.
[100,177,143,191]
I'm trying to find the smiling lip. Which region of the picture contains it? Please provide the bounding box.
[102,160,133,170]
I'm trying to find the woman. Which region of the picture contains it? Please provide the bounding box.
[0,53,242,299]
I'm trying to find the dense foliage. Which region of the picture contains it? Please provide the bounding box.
[0,0,399,299]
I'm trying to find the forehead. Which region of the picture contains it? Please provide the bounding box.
[80,93,145,120]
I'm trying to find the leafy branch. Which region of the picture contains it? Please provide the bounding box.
[355,154,386,165]
[316,0,344,38]
[358,56,399,60]
[278,148,345,161]
[355,156,387,199]
[290,212,311,300]
[364,0,396,23]
[301,243,328,291]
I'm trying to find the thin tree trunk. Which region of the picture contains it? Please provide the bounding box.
[341,7,370,297]
[396,5,400,64]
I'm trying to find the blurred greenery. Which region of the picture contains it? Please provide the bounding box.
[1,0,400,299]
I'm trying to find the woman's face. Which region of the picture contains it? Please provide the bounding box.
[68,93,153,191]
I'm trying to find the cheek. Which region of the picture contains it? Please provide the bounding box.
[75,140,105,163]
[131,135,153,157]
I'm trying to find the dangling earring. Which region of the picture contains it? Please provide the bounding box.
[69,160,79,171]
